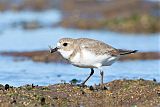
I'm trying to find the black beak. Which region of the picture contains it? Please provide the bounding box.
[49,47,59,53]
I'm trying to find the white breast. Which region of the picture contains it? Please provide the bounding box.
[70,52,81,63]
[70,49,115,68]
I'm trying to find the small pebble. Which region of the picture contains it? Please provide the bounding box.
[153,78,156,82]
[103,86,108,90]
[40,97,45,105]
[5,84,9,90]
[53,96,58,100]
[89,86,94,91]
[32,84,35,88]
[81,90,85,95]
[157,92,160,96]
[11,99,16,104]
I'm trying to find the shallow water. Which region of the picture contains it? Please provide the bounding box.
[0,10,61,29]
[0,56,159,86]
[0,27,159,52]
[0,10,159,52]
[0,10,159,86]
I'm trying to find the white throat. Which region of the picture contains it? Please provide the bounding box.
[58,49,73,59]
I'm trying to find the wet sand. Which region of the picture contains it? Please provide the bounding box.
[0,79,159,107]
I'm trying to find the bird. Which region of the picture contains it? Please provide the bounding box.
[49,38,137,86]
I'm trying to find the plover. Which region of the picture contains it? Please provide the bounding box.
[50,38,137,85]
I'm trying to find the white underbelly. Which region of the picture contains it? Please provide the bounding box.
[70,49,118,68]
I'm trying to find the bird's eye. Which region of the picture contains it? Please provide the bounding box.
[63,43,68,46]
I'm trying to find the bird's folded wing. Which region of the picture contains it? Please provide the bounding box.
[78,39,119,56]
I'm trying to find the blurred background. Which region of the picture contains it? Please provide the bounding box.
[0,0,159,86]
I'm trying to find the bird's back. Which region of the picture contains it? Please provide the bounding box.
[75,38,119,56]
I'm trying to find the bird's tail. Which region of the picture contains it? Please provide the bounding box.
[118,49,138,55]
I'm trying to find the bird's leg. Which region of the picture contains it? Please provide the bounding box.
[81,68,94,86]
[100,70,104,85]
[100,70,108,90]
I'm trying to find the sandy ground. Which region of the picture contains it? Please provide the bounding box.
[0,79,159,107]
